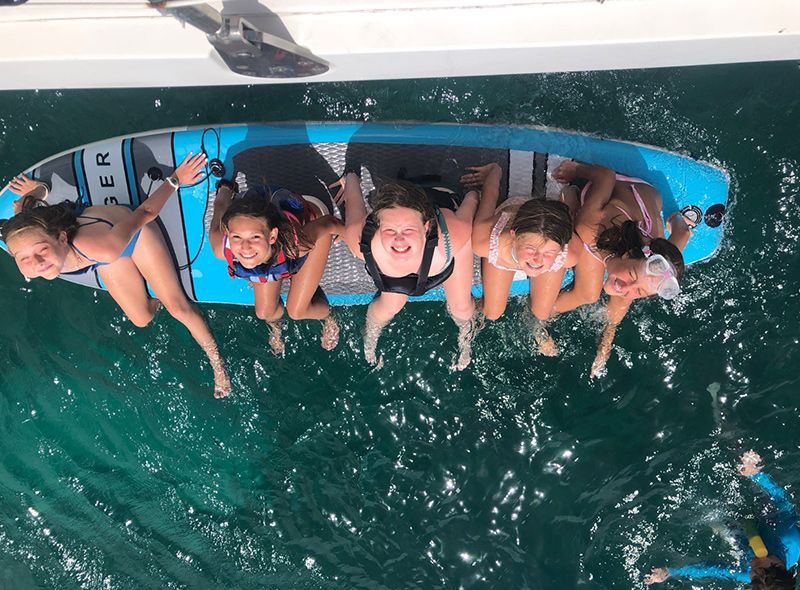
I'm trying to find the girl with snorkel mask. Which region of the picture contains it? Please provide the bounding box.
[550,161,693,376]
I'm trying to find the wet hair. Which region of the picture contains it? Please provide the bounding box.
[596,219,685,283]
[220,188,312,261]
[510,199,573,247]
[368,181,437,232]
[749,562,795,590]
[0,195,79,245]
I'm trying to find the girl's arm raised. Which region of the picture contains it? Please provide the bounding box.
[461,163,502,225]
[208,181,236,260]
[100,152,207,260]
[302,215,344,245]
[552,161,616,245]
[461,163,501,257]
[331,172,366,260]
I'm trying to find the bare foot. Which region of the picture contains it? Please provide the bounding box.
[213,368,232,399]
[321,314,340,350]
[268,321,285,356]
[534,329,559,357]
[451,311,483,371]
[364,346,383,367]
[198,339,231,399]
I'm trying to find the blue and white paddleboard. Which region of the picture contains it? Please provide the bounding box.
[0,123,729,306]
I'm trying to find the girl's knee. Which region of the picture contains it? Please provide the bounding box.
[163,299,198,325]
[375,297,406,317]
[255,303,282,322]
[483,306,504,321]
[127,311,154,328]
[576,290,601,307]
[285,300,310,321]
[531,307,551,322]
[448,299,475,322]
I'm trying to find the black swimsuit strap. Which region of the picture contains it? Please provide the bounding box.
[360,215,387,293]
[412,215,440,293]
[76,215,114,228]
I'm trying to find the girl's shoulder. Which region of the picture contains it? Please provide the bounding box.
[565,234,584,268]
[438,208,470,251]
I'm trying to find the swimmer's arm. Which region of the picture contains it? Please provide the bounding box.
[209,184,236,260]
[462,163,502,226]
[667,563,749,582]
[751,472,798,525]
[570,164,616,244]
[94,152,207,261]
[590,296,631,378]
[335,172,366,261]
[751,472,800,562]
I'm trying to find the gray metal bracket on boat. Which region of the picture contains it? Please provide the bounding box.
[149,2,329,79]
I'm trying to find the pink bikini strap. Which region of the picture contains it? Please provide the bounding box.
[629,184,653,237]
[488,211,512,268]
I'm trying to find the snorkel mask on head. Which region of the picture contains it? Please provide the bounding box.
[641,245,681,300]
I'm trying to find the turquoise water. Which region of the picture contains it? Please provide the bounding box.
[0,62,799,589]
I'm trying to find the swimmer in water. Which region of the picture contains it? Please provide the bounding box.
[645,451,800,589]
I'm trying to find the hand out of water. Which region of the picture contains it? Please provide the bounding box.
[738,450,763,477]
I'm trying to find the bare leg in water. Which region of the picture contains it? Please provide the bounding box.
[113,224,232,398]
[364,292,407,366]
[447,191,481,370]
[253,281,286,356]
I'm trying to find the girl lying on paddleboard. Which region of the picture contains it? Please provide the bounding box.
[1,153,232,398]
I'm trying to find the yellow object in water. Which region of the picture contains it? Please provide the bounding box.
[744,519,769,558]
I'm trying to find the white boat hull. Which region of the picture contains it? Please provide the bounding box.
[0,0,798,89]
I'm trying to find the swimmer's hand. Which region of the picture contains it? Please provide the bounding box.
[460,163,501,189]
[173,151,208,187]
[738,450,763,477]
[644,568,669,585]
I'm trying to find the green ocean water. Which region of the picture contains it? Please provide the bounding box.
[0,62,799,590]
